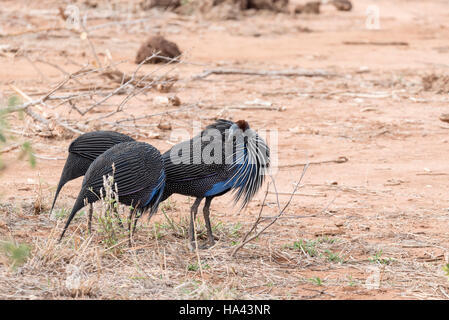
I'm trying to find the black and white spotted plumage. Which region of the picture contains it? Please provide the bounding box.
[161,119,270,248]
[162,119,269,205]
[59,141,165,240]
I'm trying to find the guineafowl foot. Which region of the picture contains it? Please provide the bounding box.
[188,241,197,252]
[199,240,215,250]
[188,240,215,251]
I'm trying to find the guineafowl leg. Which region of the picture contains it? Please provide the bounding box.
[189,197,203,250]
[88,203,93,235]
[128,208,135,233]
[201,197,215,249]
[128,209,140,246]
[132,211,140,234]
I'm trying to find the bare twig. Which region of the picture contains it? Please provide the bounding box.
[231,164,310,257]
[80,21,102,68]
[9,82,84,135]
[81,53,160,115]
[23,54,50,83]
[101,104,196,126]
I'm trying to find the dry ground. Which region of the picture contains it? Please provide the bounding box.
[1,0,449,299]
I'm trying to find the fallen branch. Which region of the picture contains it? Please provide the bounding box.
[6,66,89,114]
[192,68,337,80]
[0,27,79,38]
[33,153,66,161]
[0,144,20,154]
[343,41,409,46]
[100,67,177,90]
[279,156,348,169]
[230,105,286,111]
[231,164,310,257]
[9,85,51,129]
[9,83,84,135]
[267,191,326,197]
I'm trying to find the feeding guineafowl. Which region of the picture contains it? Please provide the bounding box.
[59,141,165,241]
[50,131,135,228]
[161,119,270,249]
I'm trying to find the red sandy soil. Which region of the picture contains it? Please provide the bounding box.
[1,0,449,299]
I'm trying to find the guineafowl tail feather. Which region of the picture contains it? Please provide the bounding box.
[147,171,166,219]
[59,191,87,241]
[50,153,88,216]
[49,179,66,216]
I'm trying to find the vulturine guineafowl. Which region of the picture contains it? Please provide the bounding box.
[59,141,165,241]
[161,119,270,249]
[50,131,135,229]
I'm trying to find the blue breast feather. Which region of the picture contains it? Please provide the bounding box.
[204,149,256,198]
[144,171,166,207]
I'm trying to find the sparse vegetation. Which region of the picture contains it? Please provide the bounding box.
[0,95,35,170]
[289,239,318,257]
[443,264,449,281]
[286,239,344,263]
[187,262,210,271]
[324,249,344,263]
[0,0,448,301]
[309,277,323,286]
[369,250,394,265]
[0,240,31,270]
[347,275,357,287]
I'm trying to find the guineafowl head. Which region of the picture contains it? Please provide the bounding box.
[225,119,270,207]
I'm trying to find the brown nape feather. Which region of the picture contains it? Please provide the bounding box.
[236,120,249,131]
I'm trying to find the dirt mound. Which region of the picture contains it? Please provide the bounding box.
[148,0,289,17]
[331,0,352,11]
[422,74,449,94]
[294,1,320,14]
[135,35,182,64]
[193,1,243,20]
[203,0,290,12]
[244,0,289,12]
[140,0,181,10]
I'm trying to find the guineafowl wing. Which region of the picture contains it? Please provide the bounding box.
[162,136,229,183]
[162,120,238,183]
[82,142,163,199]
[69,131,135,161]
